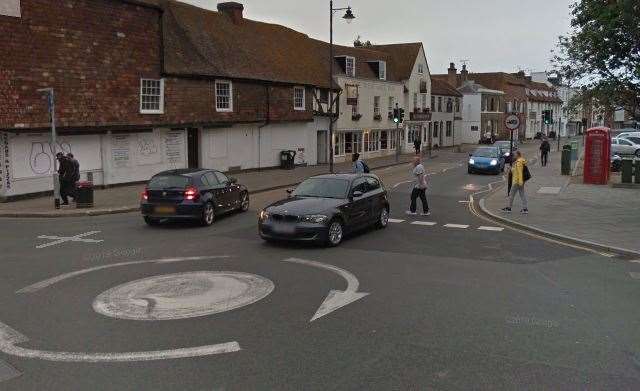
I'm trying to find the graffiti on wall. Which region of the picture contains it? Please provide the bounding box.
[29,141,72,175]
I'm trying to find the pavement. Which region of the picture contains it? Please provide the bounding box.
[0,150,463,218]
[1,148,640,390]
[480,140,640,256]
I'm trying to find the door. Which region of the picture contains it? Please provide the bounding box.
[346,177,371,229]
[187,128,200,168]
[202,172,225,211]
[618,138,634,154]
[214,170,238,210]
[317,130,327,164]
[365,176,384,222]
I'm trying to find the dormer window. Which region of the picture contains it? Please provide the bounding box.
[378,61,386,80]
[345,56,355,77]
[418,64,424,74]
[294,87,305,110]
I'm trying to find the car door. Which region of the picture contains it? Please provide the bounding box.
[365,176,384,222]
[214,171,238,211]
[618,138,634,154]
[611,139,620,154]
[346,177,370,229]
[202,171,226,211]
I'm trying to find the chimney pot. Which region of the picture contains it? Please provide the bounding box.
[217,2,244,24]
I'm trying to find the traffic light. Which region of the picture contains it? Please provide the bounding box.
[393,108,399,123]
[399,108,405,123]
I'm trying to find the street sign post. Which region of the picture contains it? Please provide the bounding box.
[505,114,520,165]
[37,88,60,209]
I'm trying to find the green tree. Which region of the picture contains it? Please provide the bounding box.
[553,0,640,120]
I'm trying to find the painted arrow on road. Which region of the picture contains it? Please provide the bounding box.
[282,258,369,322]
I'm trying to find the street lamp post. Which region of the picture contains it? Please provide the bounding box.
[328,1,354,173]
[37,88,61,209]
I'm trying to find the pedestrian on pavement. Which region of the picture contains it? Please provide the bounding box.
[502,151,528,214]
[67,152,80,200]
[352,152,365,174]
[414,138,422,155]
[540,137,550,167]
[406,157,430,216]
[57,152,74,205]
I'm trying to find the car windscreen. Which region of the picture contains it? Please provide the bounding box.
[148,175,191,189]
[625,137,640,145]
[472,148,498,158]
[293,178,350,199]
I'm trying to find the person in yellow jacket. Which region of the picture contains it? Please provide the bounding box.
[502,151,528,214]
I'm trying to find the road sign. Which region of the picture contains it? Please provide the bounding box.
[505,114,520,131]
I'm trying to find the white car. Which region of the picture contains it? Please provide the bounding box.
[611,137,640,157]
[617,131,640,139]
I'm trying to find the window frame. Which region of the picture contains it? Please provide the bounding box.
[293,86,306,111]
[139,78,165,114]
[418,64,424,74]
[215,80,233,112]
[378,61,386,80]
[345,56,356,77]
[373,96,381,116]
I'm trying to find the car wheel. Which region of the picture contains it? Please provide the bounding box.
[635,149,640,158]
[143,216,160,226]
[326,219,344,247]
[376,207,389,229]
[238,191,249,212]
[200,202,215,226]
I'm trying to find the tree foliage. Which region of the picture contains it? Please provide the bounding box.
[353,35,372,48]
[553,0,640,120]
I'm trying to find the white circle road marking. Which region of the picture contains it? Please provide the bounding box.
[93,271,274,321]
[16,256,231,294]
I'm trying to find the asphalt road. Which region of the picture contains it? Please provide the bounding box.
[1,155,640,390]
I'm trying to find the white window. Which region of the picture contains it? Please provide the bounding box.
[374,96,380,116]
[215,80,233,112]
[418,64,424,74]
[379,61,386,80]
[294,87,305,110]
[413,93,418,110]
[345,56,355,77]
[0,0,21,17]
[139,79,164,114]
[333,133,345,156]
[421,94,427,109]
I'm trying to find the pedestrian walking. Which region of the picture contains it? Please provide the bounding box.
[352,153,369,174]
[540,138,550,167]
[502,151,529,214]
[406,157,430,216]
[414,138,422,155]
[56,152,74,205]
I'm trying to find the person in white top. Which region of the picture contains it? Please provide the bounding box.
[406,157,430,216]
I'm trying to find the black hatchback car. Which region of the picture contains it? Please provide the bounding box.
[258,173,389,246]
[141,169,249,226]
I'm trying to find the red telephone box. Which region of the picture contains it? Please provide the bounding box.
[583,127,611,184]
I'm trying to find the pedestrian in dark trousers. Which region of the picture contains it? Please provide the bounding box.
[540,138,550,167]
[406,157,430,216]
[414,138,422,155]
[57,152,75,205]
[67,152,80,200]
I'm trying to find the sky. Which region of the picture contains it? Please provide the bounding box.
[181,0,573,74]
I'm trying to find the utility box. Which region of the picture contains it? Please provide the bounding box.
[583,127,611,185]
[561,145,572,175]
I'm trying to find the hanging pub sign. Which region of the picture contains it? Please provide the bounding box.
[345,84,359,106]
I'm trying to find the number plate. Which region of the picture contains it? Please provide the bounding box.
[154,206,176,214]
[272,223,295,234]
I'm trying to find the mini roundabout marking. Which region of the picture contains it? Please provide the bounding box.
[1,256,369,363]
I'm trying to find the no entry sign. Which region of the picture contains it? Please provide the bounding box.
[505,114,520,131]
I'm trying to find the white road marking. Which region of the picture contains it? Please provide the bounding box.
[443,224,470,229]
[537,186,562,194]
[282,258,369,322]
[599,253,616,258]
[388,219,405,223]
[630,260,640,264]
[392,180,413,189]
[17,255,231,294]
[36,231,103,249]
[410,221,437,226]
[478,226,504,232]
[0,320,240,362]
[630,272,640,280]
[458,200,470,203]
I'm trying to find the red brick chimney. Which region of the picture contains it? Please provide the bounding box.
[217,2,244,24]
[447,62,457,87]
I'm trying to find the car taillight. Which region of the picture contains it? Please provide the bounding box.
[141,188,149,201]
[184,186,199,200]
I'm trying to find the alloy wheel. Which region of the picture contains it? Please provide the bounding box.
[240,193,249,212]
[202,203,215,226]
[379,208,389,228]
[328,221,343,246]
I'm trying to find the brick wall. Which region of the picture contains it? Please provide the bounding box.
[0,0,313,132]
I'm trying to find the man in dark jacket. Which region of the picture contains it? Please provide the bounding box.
[540,138,551,167]
[57,153,75,205]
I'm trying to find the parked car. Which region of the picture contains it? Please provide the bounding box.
[258,173,389,247]
[611,154,622,172]
[468,146,505,175]
[493,140,517,163]
[619,134,640,144]
[141,169,249,226]
[611,137,640,157]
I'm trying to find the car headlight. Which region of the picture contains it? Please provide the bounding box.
[468,158,475,165]
[300,214,328,224]
[504,152,510,156]
[490,159,498,166]
[259,210,269,221]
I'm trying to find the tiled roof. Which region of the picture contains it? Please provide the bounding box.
[431,78,462,97]
[162,1,407,88]
[368,43,423,81]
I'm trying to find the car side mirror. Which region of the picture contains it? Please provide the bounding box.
[352,190,363,199]
[286,188,294,198]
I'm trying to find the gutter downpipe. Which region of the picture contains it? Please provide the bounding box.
[257,85,270,170]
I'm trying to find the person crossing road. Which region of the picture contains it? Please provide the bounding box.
[406,157,430,216]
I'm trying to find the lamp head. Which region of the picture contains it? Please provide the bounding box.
[343,7,355,24]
